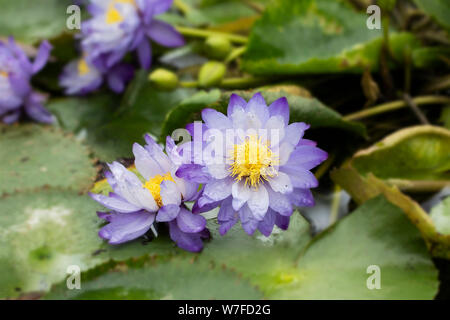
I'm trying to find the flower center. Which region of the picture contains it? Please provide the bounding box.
[105,0,135,24]
[77,59,90,76]
[0,71,8,78]
[228,135,279,188]
[143,172,175,207]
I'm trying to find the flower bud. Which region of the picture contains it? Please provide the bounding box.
[198,61,226,88]
[148,68,179,90]
[204,36,232,60]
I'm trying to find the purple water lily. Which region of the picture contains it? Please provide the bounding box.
[176,93,328,236]
[90,134,209,252]
[0,37,53,124]
[59,55,134,95]
[82,0,184,70]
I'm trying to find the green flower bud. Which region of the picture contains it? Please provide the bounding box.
[148,68,179,90]
[204,36,232,60]
[198,61,226,88]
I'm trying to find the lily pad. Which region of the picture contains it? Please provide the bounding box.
[331,166,450,260]
[242,0,420,75]
[182,0,260,26]
[0,0,72,44]
[0,125,97,195]
[276,196,439,299]
[0,190,106,298]
[45,255,263,300]
[200,212,312,296]
[351,125,450,183]
[161,0,267,31]
[198,197,438,299]
[44,196,439,299]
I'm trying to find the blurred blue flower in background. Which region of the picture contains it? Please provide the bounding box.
[60,55,134,95]
[61,0,184,95]
[0,37,53,124]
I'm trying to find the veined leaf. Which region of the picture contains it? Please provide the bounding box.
[0,125,97,195]
[0,0,73,44]
[242,0,421,75]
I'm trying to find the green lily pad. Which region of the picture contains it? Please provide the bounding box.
[183,0,259,26]
[331,165,450,260]
[0,0,73,44]
[200,212,312,296]
[0,190,106,298]
[45,255,263,300]
[0,125,97,195]
[275,196,439,299]
[161,0,267,29]
[99,234,183,263]
[198,197,438,299]
[46,212,309,300]
[242,0,420,75]
[431,197,450,236]
[351,125,450,182]
[43,196,439,299]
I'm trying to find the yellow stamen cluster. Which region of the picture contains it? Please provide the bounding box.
[0,71,8,78]
[77,59,90,76]
[105,0,135,24]
[228,135,279,188]
[143,172,175,207]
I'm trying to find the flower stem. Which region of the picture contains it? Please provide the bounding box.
[314,153,335,180]
[220,76,267,88]
[179,76,268,89]
[329,184,342,225]
[175,26,248,44]
[179,80,198,88]
[387,179,450,193]
[343,96,450,121]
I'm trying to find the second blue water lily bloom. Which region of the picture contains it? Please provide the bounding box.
[60,55,134,95]
[90,135,209,252]
[0,37,53,124]
[177,93,328,237]
[82,0,185,70]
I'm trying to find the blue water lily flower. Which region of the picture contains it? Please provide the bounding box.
[82,0,184,70]
[177,93,328,236]
[59,55,134,95]
[90,135,209,252]
[0,37,53,124]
